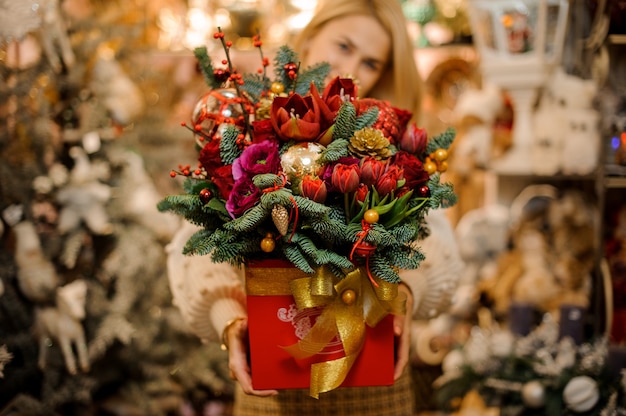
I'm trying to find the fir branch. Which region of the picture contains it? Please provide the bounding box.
[183,228,215,256]
[224,204,269,232]
[282,244,315,273]
[318,139,349,164]
[386,244,424,270]
[194,47,220,89]
[369,254,402,283]
[355,106,379,130]
[183,177,212,195]
[241,73,270,102]
[253,173,284,190]
[388,222,420,245]
[273,45,300,91]
[428,175,457,209]
[294,62,331,95]
[220,124,243,165]
[291,195,330,217]
[426,127,456,154]
[332,102,357,140]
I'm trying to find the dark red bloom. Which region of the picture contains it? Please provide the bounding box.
[198,139,222,175]
[392,151,429,190]
[251,119,277,144]
[211,164,235,200]
[226,177,261,218]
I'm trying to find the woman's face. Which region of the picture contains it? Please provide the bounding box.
[302,14,391,98]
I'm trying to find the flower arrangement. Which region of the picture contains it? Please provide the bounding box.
[157,30,457,284]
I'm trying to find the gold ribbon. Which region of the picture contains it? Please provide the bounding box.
[282,265,405,398]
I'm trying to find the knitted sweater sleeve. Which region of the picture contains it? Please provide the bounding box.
[399,209,465,320]
[166,222,247,343]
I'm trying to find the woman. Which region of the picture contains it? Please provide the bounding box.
[167,1,458,414]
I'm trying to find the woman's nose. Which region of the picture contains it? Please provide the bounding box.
[335,57,360,79]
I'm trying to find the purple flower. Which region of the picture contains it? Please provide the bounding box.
[226,177,261,218]
[232,141,281,181]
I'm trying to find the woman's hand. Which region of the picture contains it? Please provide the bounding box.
[393,283,414,380]
[224,317,279,397]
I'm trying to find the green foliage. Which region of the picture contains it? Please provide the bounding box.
[426,127,456,154]
[332,102,357,141]
[428,175,457,209]
[294,62,331,95]
[194,47,220,89]
[240,73,270,102]
[220,125,243,165]
[319,139,349,164]
[355,106,379,130]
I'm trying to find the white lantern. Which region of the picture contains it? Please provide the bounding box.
[467,0,569,173]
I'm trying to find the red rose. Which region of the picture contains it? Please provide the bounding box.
[271,93,321,142]
[198,139,222,175]
[360,157,386,186]
[393,107,413,139]
[375,165,403,197]
[392,151,429,190]
[331,163,360,193]
[225,177,261,218]
[211,164,235,200]
[251,119,277,144]
[300,175,327,203]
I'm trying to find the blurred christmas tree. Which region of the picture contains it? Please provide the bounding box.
[0,1,234,414]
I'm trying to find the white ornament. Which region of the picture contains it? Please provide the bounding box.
[521,380,546,408]
[13,221,61,302]
[563,375,600,413]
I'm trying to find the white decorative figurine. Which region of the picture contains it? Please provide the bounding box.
[33,279,89,375]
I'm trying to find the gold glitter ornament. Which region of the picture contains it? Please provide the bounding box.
[271,204,289,236]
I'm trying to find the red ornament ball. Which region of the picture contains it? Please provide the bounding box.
[199,188,212,204]
[192,88,246,138]
[354,241,376,258]
[417,185,430,197]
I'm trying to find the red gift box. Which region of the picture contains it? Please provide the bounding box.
[245,259,395,391]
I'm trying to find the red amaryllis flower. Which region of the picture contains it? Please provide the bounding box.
[392,151,429,190]
[251,119,277,144]
[232,140,281,181]
[300,175,327,203]
[360,157,386,186]
[211,164,235,200]
[331,163,360,193]
[375,165,403,197]
[198,139,222,175]
[226,177,261,218]
[271,93,321,142]
[399,123,428,154]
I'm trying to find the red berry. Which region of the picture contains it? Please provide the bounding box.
[170,171,176,178]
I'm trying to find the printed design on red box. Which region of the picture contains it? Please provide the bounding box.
[278,303,343,355]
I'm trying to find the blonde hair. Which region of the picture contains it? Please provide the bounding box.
[293,0,423,121]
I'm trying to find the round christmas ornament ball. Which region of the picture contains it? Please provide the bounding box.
[280,142,325,179]
[260,233,276,253]
[199,188,212,204]
[192,88,246,139]
[521,380,546,408]
[562,375,599,413]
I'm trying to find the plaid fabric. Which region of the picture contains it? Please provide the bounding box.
[233,369,415,416]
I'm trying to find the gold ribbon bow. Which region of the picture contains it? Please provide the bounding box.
[282,265,405,398]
